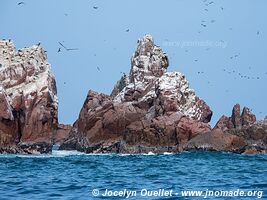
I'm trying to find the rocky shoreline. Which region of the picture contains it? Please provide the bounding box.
[0,35,266,154]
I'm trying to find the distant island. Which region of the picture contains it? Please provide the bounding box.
[0,35,266,154]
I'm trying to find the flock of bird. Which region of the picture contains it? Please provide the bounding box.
[193,0,264,83]
[16,1,265,83]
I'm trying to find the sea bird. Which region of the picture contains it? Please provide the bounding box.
[58,42,79,51]
[18,2,25,5]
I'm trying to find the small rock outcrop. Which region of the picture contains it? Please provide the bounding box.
[214,104,256,130]
[0,40,58,154]
[60,35,212,153]
[185,104,266,154]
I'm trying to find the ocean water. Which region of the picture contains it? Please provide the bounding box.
[0,150,266,200]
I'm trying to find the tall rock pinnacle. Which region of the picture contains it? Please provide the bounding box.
[129,34,169,83]
[112,35,212,122]
[60,35,213,153]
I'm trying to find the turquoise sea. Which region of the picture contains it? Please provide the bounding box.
[0,150,266,200]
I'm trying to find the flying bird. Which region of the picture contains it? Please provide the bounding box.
[126,29,130,32]
[201,23,207,27]
[57,48,61,53]
[93,6,98,9]
[97,67,101,71]
[58,42,79,51]
[257,31,260,35]
[17,2,25,5]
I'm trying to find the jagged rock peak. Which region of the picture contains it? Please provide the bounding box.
[214,104,256,130]
[111,34,212,122]
[129,34,169,83]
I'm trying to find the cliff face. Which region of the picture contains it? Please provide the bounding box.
[0,40,58,154]
[60,35,212,153]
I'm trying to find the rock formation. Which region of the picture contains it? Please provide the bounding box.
[1,36,265,155]
[185,104,266,154]
[0,40,58,154]
[60,35,212,153]
[214,104,256,130]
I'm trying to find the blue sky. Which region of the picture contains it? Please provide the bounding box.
[1,0,266,126]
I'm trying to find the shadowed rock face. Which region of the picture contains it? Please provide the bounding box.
[0,40,58,154]
[185,105,266,154]
[60,35,212,153]
[54,124,72,145]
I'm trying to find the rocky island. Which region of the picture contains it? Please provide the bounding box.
[0,35,266,154]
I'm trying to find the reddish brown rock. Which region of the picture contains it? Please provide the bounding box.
[60,35,212,153]
[176,117,211,146]
[212,105,266,154]
[214,115,234,131]
[185,129,246,152]
[231,104,242,128]
[214,105,257,131]
[241,107,256,126]
[0,40,58,154]
[54,124,72,145]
